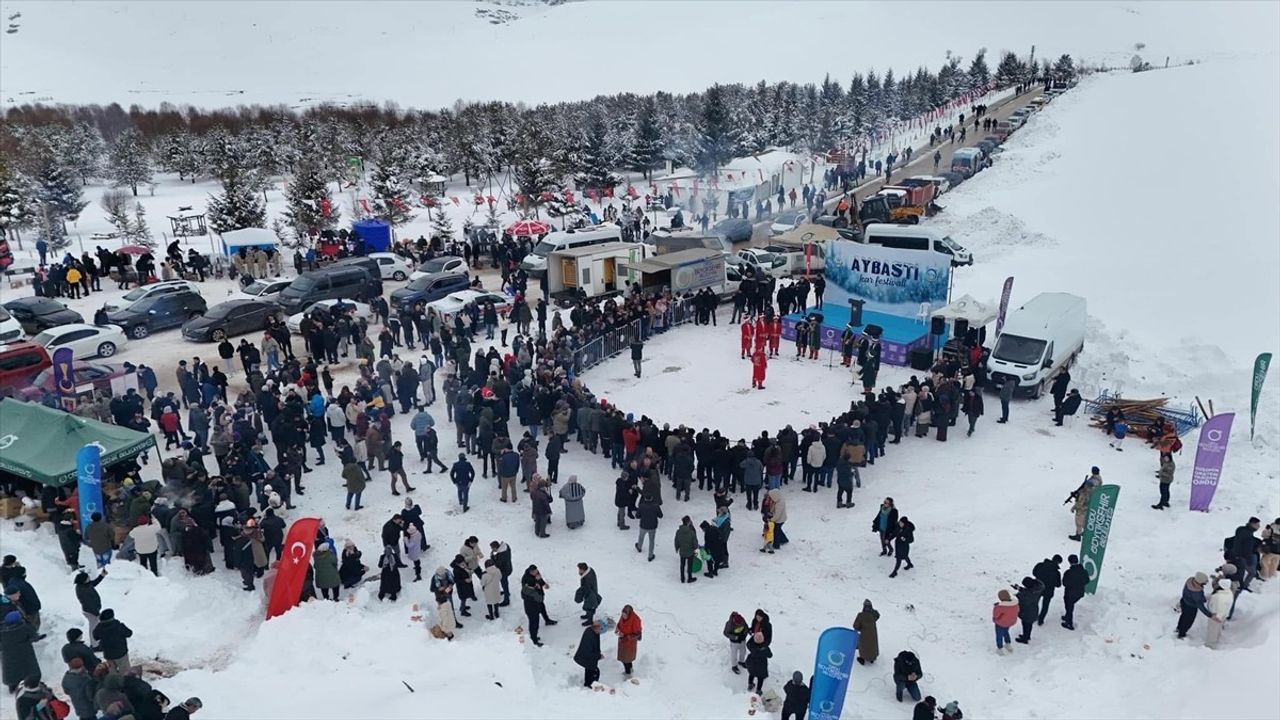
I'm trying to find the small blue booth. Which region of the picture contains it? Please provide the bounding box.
[351,219,392,253]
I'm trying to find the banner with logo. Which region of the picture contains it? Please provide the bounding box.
[75,444,104,535]
[823,240,951,320]
[996,276,1014,335]
[266,516,322,619]
[51,347,77,411]
[809,626,860,720]
[1251,353,1272,440]
[1189,412,1235,512]
[1080,484,1120,594]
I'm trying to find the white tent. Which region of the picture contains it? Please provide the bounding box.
[220,228,278,255]
[931,294,999,326]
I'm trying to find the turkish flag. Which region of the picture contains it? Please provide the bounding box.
[586,190,599,201]
[563,190,575,203]
[392,197,408,211]
[539,191,554,201]
[486,195,497,205]
[266,517,322,620]
[603,186,614,198]
[626,186,638,199]
[515,193,525,205]
[474,194,485,205]
[320,198,331,218]
[359,199,372,215]
[450,196,461,206]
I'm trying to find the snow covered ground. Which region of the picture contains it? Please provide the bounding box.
[5,59,1280,720]
[2,1,1278,109]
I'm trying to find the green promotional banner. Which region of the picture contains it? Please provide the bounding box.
[1251,352,1272,440]
[1080,484,1120,595]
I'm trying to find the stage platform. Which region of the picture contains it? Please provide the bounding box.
[780,303,941,366]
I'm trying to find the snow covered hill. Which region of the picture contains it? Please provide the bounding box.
[1,0,1276,109]
[5,56,1278,720]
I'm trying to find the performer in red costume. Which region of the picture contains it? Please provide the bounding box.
[751,348,769,389]
[740,318,754,359]
[768,317,782,357]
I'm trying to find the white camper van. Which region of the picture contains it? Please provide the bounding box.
[519,226,625,276]
[988,292,1087,398]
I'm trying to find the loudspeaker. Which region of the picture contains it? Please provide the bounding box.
[848,299,864,327]
[909,347,934,370]
[930,316,946,336]
[953,317,970,339]
[863,323,883,339]
[807,312,825,325]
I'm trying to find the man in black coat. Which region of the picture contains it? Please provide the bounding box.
[782,671,810,720]
[1032,555,1063,625]
[1049,368,1071,414]
[1231,517,1262,590]
[61,628,101,670]
[381,515,407,568]
[1060,554,1088,630]
[1013,576,1044,644]
[92,608,134,673]
[573,621,602,687]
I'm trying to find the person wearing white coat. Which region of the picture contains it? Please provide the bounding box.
[1205,581,1234,648]
[804,442,826,492]
[129,517,163,576]
[481,560,504,620]
[404,525,426,582]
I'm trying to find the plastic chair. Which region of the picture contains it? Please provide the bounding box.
[916,302,931,325]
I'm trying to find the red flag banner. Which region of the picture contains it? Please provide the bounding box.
[586,190,599,201]
[320,198,332,218]
[473,194,485,205]
[603,186,614,198]
[392,197,408,211]
[514,193,526,205]
[359,199,372,215]
[450,196,461,206]
[626,186,638,199]
[563,190,575,203]
[486,195,497,205]
[266,517,322,620]
[539,191,553,201]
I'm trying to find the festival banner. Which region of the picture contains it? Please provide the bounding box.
[266,516,323,619]
[51,347,77,411]
[1079,483,1120,594]
[810,626,860,720]
[75,444,104,534]
[996,276,1015,335]
[1251,353,1272,440]
[822,240,951,319]
[1189,412,1235,512]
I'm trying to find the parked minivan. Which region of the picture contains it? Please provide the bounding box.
[863,225,973,266]
[277,265,382,315]
[988,292,1087,398]
[520,226,625,276]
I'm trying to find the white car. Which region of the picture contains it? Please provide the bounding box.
[234,277,293,301]
[769,211,806,236]
[910,175,951,196]
[32,323,129,359]
[103,280,201,311]
[368,252,414,281]
[285,299,373,335]
[426,289,513,324]
[409,255,470,281]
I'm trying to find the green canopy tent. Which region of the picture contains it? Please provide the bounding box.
[0,398,157,487]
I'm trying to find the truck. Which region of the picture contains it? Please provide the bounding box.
[765,225,842,275]
[544,242,650,306]
[987,292,1087,398]
[620,248,739,301]
[644,228,732,255]
[858,182,936,226]
[734,247,791,279]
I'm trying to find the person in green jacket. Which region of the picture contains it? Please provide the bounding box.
[343,461,367,511]
[314,544,341,600]
[674,516,699,584]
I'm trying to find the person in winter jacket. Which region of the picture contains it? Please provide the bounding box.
[889,516,915,577]
[724,612,749,673]
[1060,554,1088,630]
[62,656,98,720]
[378,545,402,601]
[1032,555,1062,625]
[740,454,764,510]
[450,554,477,617]
[1013,576,1043,644]
[992,589,1019,654]
[1203,579,1233,648]
[1176,572,1212,639]
[1066,468,1101,541]
[85,513,115,568]
[892,650,923,703]
[782,671,810,720]
[615,605,642,675]
[913,696,939,720]
[61,628,100,671]
[129,516,163,576]
[0,611,39,693]
[575,563,601,626]
[404,525,427,582]
[744,631,772,694]
[531,479,553,538]
[313,544,340,600]
[764,488,788,549]
[573,620,603,687]
[674,516,699,584]
[558,475,586,529]
[93,609,133,674]
[852,599,880,664]
[339,540,367,589]
[875,498,899,557]
[635,494,663,560]
[481,560,504,620]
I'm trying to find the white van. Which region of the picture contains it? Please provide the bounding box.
[988,292,1087,398]
[863,224,973,266]
[519,226,625,276]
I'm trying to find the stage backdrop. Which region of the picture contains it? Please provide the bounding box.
[823,240,951,320]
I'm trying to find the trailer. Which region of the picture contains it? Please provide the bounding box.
[621,248,738,301]
[545,242,649,306]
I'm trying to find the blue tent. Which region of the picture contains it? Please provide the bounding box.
[351,219,392,253]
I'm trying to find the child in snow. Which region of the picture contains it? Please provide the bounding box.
[760,520,775,555]
[1110,419,1128,451]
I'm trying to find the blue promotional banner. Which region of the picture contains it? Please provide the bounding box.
[51,347,77,410]
[76,444,103,535]
[823,240,951,320]
[810,626,860,720]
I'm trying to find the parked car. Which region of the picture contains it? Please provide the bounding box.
[106,290,208,339]
[367,252,415,281]
[102,279,200,311]
[2,297,84,335]
[391,273,471,311]
[426,289,512,325]
[0,304,23,343]
[32,323,128,359]
[234,277,292,302]
[19,361,135,402]
[408,255,470,281]
[286,299,373,335]
[0,341,52,397]
[769,211,806,236]
[182,298,282,342]
[712,218,754,244]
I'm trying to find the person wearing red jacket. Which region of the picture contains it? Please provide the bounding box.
[753,317,768,355]
[740,319,754,359]
[751,349,768,390]
[159,408,182,450]
[622,424,641,461]
[992,589,1019,655]
[768,317,782,357]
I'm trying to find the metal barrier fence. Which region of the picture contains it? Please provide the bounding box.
[571,298,699,374]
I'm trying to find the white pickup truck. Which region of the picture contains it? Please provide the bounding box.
[735,240,826,279]
[734,248,792,279]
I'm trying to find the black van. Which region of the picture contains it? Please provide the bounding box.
[276,265,382,314]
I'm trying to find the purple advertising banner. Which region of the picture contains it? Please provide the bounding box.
[51,347,77,411]
[1189,412,1235,512]
[996,276,1014,335]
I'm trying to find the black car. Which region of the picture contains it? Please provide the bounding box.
[712,217,754,244]
[106,290,207,339]
[2,297,84,335]
[181,298,280,342]
[390,272,470,311]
